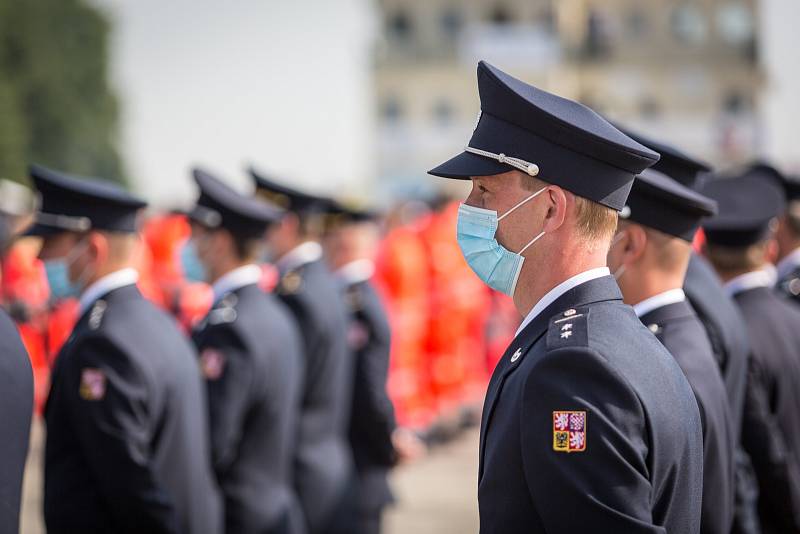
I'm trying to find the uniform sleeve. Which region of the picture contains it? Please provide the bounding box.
[195,325,254,477]
[63,336,178,534]
[520,347,661,533]
[741,353,800,530]
[350,309,396,466]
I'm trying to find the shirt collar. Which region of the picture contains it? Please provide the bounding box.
[79,268,139,315]
[515,267,610,337]
[724,267,777,297]
[211,264,262,303]
[335,259,375,285]
[776,248,800,281]
[632,288,686,318]
[276,241,323,274]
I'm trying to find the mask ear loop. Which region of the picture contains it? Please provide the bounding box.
[497,187,547,222]
[518,231,546,255]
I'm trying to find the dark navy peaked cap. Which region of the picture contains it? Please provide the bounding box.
[701,173,786,247]
[249,167,328,215]
[620,169,717,242]
[190,168,282,239]
[615,126,711,188]
[320,198,380,229]
[428,61,660,211]
[25,164,147,236]
[744,161,800,202]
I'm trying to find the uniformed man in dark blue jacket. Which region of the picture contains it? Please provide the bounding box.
[186,168,306,534]
[702,173,800,534]
[607,169,734,534]
[250,169,357,534]
[619,127,760,534]
[321,201,405,534]
[428,61,703,533]
[0,304,33,534]
[30,165,222,534]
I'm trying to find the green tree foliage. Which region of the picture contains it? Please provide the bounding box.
[0,0,125,184]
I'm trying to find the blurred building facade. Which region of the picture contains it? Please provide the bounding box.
[373,0,763,192]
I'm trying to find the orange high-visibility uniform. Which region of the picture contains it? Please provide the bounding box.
[374,224,435,430]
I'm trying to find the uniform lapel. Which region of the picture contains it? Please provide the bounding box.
[478,276,623,480]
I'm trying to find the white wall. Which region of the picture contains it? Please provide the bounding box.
[759,0,800,173]
[90,0,377,207]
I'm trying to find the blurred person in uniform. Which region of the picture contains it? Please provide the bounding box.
[250,169,356,534]
[322,200,425,534]
[702,173,800,534]
[607,170,734,534]
[428,61,703,533]
[185,169,305,534]
[620,127,760,534]
[30,165,222,534]
[0,304,32,534]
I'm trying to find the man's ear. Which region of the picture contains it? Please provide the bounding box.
[623,225,648,265]
[87,231,109,265]
[542,186,567,233]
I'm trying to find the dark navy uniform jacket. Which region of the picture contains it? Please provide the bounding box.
[640,299,735,534]
[733,284,800,533]
[44,283,222,534]
[478,275,703,534]
[275,256,355,533]
[192,281,305,534]
[341,276,396,514]
[0,309,33,534]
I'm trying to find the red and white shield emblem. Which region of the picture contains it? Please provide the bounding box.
[200,348,226,380]
[553,410,587,453]
[79,368,106,401]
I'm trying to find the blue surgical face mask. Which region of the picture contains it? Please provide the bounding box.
[180,239,208,283]
[44,259,81,300]
[44,240,89,301]
[456,187,547,297]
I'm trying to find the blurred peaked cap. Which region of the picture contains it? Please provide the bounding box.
[613,124,711,188]
[743,160,800,202]
[321,197,381,229]
[189,168,283,239]
[428,60,660,211]
[23,164,146,236]
[620,169,717,242]
[701,172,786,247]
[248,166,329,215]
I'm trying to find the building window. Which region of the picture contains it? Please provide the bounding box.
[488,5,513,26]
[382,97,403,123]
[536,5,557,34]
[440,7,463,40]
[387,11,413,41]
[723,90,750,115]
[432,99,454,127]
[626,9,648,40]
[670,5,708,44]
[585,9,613,59]
[639,96,661,119]
[716,3,753,45]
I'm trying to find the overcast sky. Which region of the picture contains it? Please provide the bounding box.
[90,0,377,207]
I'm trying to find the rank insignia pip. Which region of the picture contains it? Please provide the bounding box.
[200,348,226,381]
[553,410,587,453]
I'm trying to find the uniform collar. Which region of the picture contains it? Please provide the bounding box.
[632,288,686,318]
[776,248,800,281]
[211,264,262,303]
[78,268,139,316]
[515,266,610,337]
[724,267,777,297]
[335,259,375,286]
[276,241,323,274]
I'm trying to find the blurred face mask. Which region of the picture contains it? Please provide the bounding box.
[180,238,208,283]
[456,187,547,297]
[609,231,627,281]
[44,240,89,300]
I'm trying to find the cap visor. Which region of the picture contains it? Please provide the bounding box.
[428,150,514,179]
[21,223,64,237]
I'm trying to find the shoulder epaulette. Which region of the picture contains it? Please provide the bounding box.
[546,306,589,349]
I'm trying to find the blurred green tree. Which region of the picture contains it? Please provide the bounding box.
[0,0,125,184]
